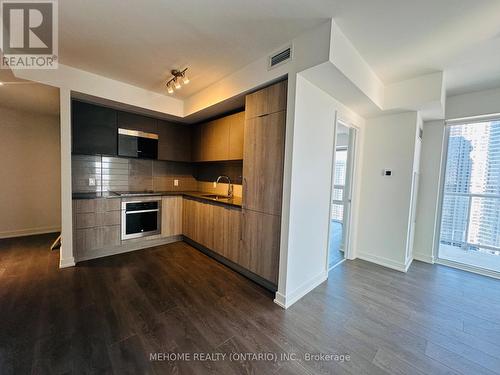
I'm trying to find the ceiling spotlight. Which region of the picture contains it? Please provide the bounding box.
[166,68,189,93]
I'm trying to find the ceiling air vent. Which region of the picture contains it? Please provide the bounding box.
[269,46,292,70]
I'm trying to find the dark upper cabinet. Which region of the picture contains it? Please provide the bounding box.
[116,111,158,134]
[157,120,192,162]
[72,101,117,156]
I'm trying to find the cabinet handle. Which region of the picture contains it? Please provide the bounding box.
[242,177,247,208]
[240,211,244,241]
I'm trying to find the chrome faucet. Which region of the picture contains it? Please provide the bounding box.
[216,175,233,198]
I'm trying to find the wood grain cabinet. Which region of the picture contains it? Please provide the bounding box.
[239,80,288,286]
[192,111,245,162]
[241,209,280,284]
[244,80,287,119]
[161,196,183,237]
[157,121,192,162]
[242,111,286,215]
[73,198,121,257]
[182,197,214,249]
[182,198,244,266]
[228,112,245,160]
[212,204,242,263]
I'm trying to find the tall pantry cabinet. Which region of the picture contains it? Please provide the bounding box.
[241,80,287,285]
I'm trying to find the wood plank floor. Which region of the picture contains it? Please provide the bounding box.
[1,233,500,374]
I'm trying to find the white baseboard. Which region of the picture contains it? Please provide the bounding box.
[436,258,500,280]
[274,270,328,309]
[59,256,76,268]
[413,252,435,264]
[0,226,60,239]
[357,251,411,273]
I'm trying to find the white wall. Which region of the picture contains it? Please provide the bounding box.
[275,74,365,308]
[14,64,184,117]
[59,89,75,268]
[0,106,61,238]
[446,86,500,119]
[413,120,445,263]
[275,76,336,307]
[356,111,419,271]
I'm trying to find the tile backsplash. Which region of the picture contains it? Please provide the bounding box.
[193,161,243,185]
[73,155,243,196]
[72,155,197,193]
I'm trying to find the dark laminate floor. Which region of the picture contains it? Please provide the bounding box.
[1,234,500,374]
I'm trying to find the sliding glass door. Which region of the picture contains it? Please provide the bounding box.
[438,119,500,274]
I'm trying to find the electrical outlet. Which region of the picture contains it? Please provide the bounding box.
[88,178,96,186]
[174,179,179,187]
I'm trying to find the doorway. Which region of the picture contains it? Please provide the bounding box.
[437,118,500,275]
[328,121,356,269]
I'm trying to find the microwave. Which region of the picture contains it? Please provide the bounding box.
[118,128,158,159]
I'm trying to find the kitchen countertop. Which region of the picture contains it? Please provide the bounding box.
[72,191,242,208]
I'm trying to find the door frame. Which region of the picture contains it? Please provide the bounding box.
[326,116,359,270]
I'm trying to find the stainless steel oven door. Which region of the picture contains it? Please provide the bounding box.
[121,199,161,240]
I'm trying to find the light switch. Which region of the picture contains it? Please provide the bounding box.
[88,178,96,186]
[174,179,179,186]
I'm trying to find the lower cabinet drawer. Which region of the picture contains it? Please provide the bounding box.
[75,225,121,254]
[75,211,120,229]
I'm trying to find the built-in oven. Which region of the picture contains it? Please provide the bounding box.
[118,128,158,159]
[121,198,161,240]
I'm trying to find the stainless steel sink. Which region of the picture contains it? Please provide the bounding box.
[201,194,230,200]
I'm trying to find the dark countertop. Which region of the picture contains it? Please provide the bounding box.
[72,191,242,208]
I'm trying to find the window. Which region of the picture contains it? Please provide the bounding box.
[439,119,500,272]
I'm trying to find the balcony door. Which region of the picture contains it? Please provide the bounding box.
[438,119,500,275]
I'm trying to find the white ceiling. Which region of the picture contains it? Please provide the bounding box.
[2,0,498,112]
[332,0,500,95]
[58,0,334,99]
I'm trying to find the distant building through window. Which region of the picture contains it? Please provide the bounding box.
[439,120,500,272]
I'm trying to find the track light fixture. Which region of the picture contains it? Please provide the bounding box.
[166,68,189,94]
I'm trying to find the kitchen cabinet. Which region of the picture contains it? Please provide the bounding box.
[241,209,281,284]
[161,196,183,237]
[182,197,214,249]
[157,121,192,162]
[228,112,245,160]
[239,80,288,286]
[182,198,246,266]
[192,111,245,162]
[242,111,286,216]
[116,111,158,134]
[72,100,117,156]
[73,198,121,257]
[212,204,242,263]
[244,80,287,119]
